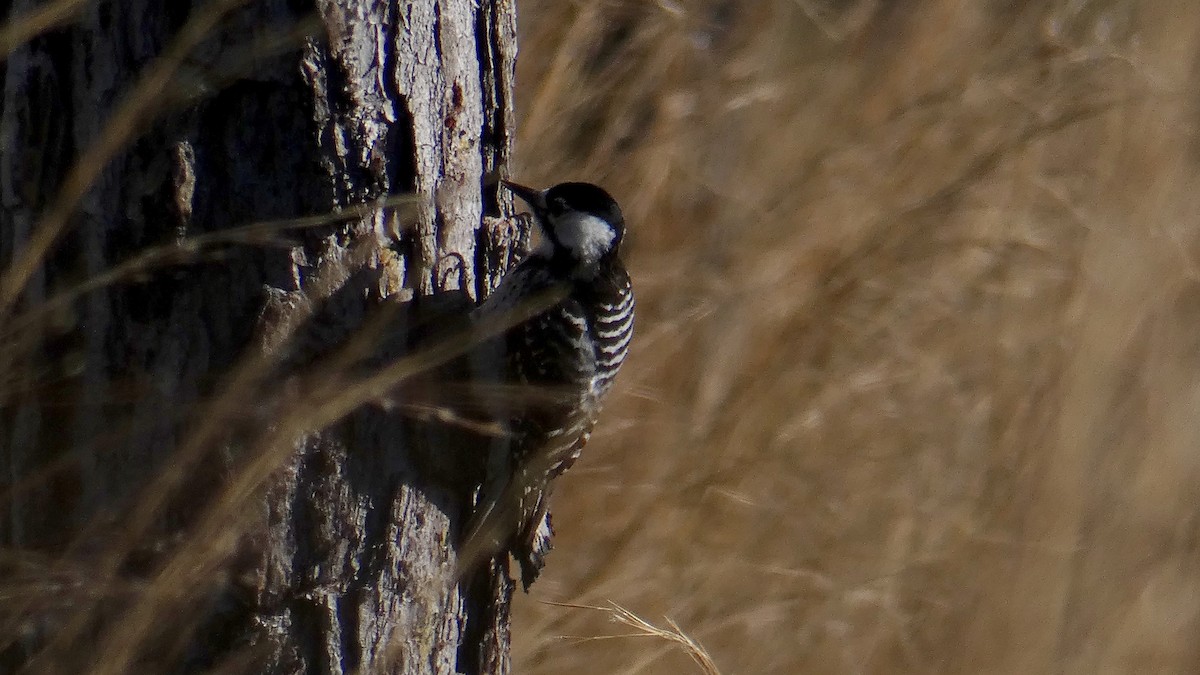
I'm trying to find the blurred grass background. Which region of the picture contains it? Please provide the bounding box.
[507,1,1200,672]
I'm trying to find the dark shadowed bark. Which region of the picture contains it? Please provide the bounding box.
[0,0,518,672]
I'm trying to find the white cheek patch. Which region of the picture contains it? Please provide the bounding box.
[555,213,615,264]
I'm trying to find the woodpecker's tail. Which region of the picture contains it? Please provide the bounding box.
[460,473,556,591]
[515,491,554,591]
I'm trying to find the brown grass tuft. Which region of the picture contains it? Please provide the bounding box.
[547,600,720,675]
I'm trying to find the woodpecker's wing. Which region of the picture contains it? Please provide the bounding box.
[586,262,635,398]
[506,264,631,588]
[464,254,633,590]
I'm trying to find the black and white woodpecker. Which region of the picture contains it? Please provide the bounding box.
[467,180,635,590]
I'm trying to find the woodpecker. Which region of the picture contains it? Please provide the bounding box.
[466,180,634,590]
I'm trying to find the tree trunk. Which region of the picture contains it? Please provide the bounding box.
[0,0,517,672]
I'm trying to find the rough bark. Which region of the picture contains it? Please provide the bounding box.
[0,0,517,672]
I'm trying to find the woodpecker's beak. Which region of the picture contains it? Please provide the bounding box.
[502,180,546,212]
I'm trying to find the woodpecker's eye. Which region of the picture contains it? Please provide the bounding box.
[548,197,568,216]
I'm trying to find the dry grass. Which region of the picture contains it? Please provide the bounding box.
[546,600,720,675]
[509,1,1200,673]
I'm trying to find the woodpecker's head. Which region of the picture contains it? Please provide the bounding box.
[503,180,625,268]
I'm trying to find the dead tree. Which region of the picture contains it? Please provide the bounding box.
[0,0,519,671]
